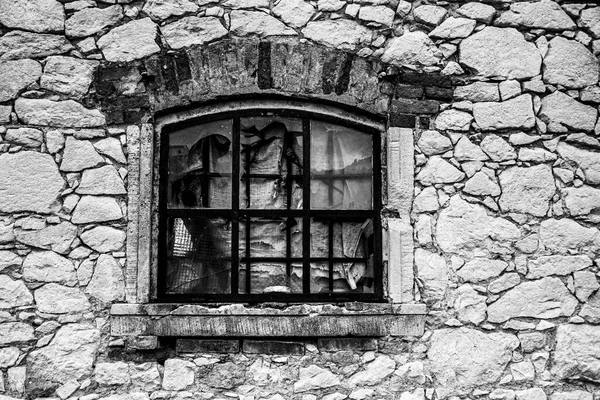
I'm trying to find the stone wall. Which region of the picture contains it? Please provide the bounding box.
[1,0,600,399]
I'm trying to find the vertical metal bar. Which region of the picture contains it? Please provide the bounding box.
[372,129,383,298]
[245,216,251,293]
[302,118,310,294]
[157,127,168,299]
[285,124,292,278]
[286,224,292,278]
[231,118,240,295]
[327,129,334,206]
[201,137,210,207]
[244,123,251,294]
[328,219,334,293]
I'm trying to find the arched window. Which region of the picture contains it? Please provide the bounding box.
[157,101,383,302]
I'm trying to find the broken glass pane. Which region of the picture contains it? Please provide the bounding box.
[239,117,303,209]
[309,262,329,293]
[309,262,373,293]
[310,120,373,210]
[310,218,373,258]
[333,219,373,258]
[290,218,303,257]
[168,119,232,208]
[166,217,231,294]
[239,218,287,258]
[310,219,329,257]
[310,178,372,210]
[287,135,303,175]
[240,178,286,209]
[239,263,302,294]
[332,262,373,293]
[207,178,232,208]
[239,218,303,258]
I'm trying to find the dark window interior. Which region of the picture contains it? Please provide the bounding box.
[158,109,382,302]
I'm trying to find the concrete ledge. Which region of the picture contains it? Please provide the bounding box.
[110,303,426,338]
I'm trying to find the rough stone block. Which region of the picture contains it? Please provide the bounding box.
[125,336,158,350]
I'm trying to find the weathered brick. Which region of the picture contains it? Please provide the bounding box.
[389,113,416,128]
[123,109,148,124]
[177,339,240,354]
[395,84,424,99]
[402,71,451,88]
[120,95,150,109]
[391,98,439,114]
[257,41,273,89]
[95,66,137,96]
[105,110,124,125]
[322,52,354,95]
[242,340,305,355]
[318,338,378,352]
[424,86,453,101]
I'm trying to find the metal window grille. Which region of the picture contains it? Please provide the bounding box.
[158,108,383,303]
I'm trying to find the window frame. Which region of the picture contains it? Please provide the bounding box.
[157,106,384,303]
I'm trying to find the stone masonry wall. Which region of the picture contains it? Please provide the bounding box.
[1,0,600,400]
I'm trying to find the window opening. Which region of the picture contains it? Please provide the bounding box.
[158,109,382,302]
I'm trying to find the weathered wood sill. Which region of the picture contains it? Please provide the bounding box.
[110,303,426,338]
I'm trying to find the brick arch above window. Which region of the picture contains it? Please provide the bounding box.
[143,38,390,116]
[94,37,452,131]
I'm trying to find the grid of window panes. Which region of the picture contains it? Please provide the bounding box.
[159,112,382,301]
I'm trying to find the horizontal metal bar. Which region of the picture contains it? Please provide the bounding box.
[155,292,383,303]
[241,173,303,179]
[311,173,373,179]
[239,257,302,263]
[164,209,376,218]
[235,257,369,262]
[174,172,232,178]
